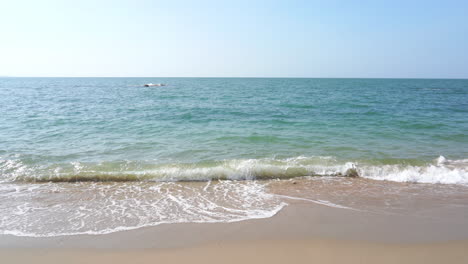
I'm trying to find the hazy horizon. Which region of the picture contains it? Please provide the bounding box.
[1,76,468,80]
[1,0,467,78]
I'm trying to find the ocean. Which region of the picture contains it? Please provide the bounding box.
[0,77,467,236]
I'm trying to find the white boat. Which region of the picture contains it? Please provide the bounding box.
[144,83,166,87]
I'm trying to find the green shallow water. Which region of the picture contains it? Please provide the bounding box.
[0,78,467,182]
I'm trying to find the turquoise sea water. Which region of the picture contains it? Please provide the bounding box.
[0,77,467,182]
[1,77,468,237]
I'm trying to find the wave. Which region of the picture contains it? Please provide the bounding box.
[0,180,286,237]
[0,156,467,184]
[360,156,468,184]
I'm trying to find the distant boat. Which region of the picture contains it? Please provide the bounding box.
[144,83,166,87]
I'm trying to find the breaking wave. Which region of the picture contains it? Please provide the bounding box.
[1,156,466,185]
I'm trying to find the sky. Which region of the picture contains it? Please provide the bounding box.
[0,0,467,78]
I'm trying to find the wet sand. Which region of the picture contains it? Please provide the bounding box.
[2,190,468,264]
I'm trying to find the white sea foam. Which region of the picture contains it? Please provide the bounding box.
[0,181,286,237]
[274,194,356,210]
[358,156,468,184]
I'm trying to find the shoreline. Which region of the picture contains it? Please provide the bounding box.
[2,189,468,263]
[2,198,468,245]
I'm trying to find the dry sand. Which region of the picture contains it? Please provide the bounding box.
[2,240,468,264]
[1,198,467,263]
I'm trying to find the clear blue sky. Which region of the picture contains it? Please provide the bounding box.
[1,0,467,78]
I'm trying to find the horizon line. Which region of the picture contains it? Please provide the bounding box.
[1,76,467,80]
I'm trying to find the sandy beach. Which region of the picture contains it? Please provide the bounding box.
[2,193,468,264]
[2,0,468,262]
[2,240,468,264]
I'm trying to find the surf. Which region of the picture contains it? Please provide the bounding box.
[1,156,466,185]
